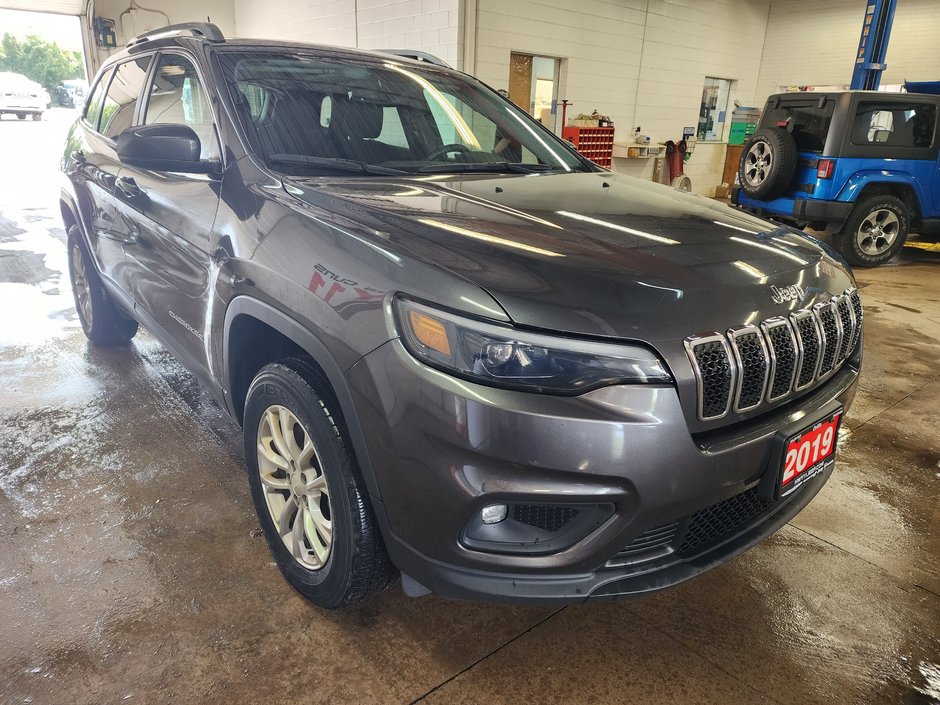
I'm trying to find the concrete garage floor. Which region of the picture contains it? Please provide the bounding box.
[0,111,938,705]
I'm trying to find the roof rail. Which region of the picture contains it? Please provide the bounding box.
[126,22,225,49]
[377,49,451,68]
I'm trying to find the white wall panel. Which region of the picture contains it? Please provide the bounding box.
[757,0,940,100]
[473,0,770,195]
[233,0,460,66]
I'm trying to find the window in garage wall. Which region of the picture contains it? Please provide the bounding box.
[508,52,561,132]
[698,77,732,142]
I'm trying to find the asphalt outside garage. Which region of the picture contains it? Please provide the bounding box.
[0,109,937,705]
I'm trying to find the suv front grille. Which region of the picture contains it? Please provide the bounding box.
[684,288,862,421]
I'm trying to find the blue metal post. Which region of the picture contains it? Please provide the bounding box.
[850,0,898,91]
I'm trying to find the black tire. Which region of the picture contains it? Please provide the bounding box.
[833,194,909,267]
[31,113,42,121]
[66,225,138,345]
[738,128,798,200]
[16,113,26,120]
[243,357,395,608]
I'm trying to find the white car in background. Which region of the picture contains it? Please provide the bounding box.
[0,72,49,120]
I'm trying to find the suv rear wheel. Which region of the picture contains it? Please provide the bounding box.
[67,225,139,345]
[243,357,395,608]
[834,194,909,267]
[738,128,798,200]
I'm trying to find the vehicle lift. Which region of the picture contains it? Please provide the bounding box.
[850,0,897,91]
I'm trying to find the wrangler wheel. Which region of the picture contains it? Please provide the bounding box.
[834,195,909,267]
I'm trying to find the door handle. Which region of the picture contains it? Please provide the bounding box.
[71,150,86,164]
[115,176,141,199]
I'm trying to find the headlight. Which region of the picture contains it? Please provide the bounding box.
[395,297,673,394]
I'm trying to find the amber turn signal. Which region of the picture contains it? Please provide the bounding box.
[408,310,451,355]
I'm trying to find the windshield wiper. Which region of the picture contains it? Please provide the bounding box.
[416,162,562,174]
[268,154,406,175]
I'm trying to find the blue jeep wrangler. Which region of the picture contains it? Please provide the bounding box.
[733,90,939,266]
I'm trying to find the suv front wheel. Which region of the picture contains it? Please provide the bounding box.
[243,357,395,608]
[835,195,909,267]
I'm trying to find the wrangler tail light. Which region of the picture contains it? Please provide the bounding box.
[817,159,835,179]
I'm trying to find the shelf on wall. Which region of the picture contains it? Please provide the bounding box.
[612,144,664,159]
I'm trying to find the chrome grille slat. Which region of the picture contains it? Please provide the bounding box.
[728,326,770,413]
[686,288,862,422]
[848,288,863,353]
[835,295,854,363]
[791,309,822,390]
[684,334,736,421]
[761,317,800,402]
[814,301,842,378]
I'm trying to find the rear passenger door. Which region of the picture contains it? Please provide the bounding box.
[97,55,154,295]
[114,51,222,374]
[69,57,151,294]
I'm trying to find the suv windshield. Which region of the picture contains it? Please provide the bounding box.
[219,51,590,175]
[762,98,835,153]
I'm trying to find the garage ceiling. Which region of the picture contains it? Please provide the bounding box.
[0,0,83,15]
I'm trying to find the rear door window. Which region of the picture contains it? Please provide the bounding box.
[762,99,834,153]
[100,56,152,139]
[851,101,936,148]
[83,70,112,131]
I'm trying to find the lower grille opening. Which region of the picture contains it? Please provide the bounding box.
[511,504,581,533]
[678,487,773,556]
[606,486,786,569]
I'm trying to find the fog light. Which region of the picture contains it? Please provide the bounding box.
[480,504,508,524]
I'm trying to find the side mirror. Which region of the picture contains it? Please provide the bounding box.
[116,124,221,174]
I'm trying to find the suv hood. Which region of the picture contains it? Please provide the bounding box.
[285,171,854,344]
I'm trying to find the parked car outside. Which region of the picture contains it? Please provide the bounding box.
[0,72,48,120]
[733,90,940,266]
[60,24,863,608]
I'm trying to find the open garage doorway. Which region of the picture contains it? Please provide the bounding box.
[0,5,87,344]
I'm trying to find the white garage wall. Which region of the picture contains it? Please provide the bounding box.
[756,0,940,101]
[233,0,358,46]
[471,0,771,195]
[471,0,646,138]
[232,0,460,67]
[89,0,237,70]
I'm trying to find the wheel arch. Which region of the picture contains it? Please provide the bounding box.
[59,189,97,257]
[839,174,925,221]
[223,296,385,501]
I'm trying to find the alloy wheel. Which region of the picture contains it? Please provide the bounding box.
[856,208,899,256]
[256,404,333,569]
[743,141,773,187]
[71,244,93,327]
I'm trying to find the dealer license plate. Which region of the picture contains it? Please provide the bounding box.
[780,410,842,497]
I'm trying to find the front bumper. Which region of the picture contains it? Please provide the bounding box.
[345,338,859,603]
[732,187,853,231]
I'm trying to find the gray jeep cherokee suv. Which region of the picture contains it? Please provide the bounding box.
[60,23,862,608]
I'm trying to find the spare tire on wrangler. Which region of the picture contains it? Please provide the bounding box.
[738,127,797,200]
